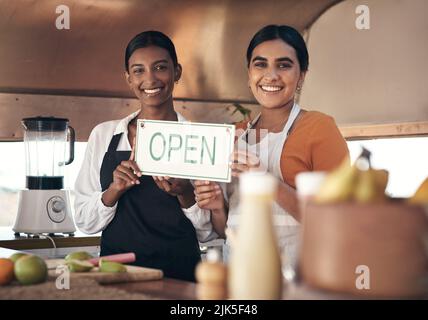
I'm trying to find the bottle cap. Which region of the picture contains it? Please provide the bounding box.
[295,171,327,197]
[239,172,277,195]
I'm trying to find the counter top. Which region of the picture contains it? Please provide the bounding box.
[105,278,366,300]
[0,247,417,300]
[0,246,198,300]
[0,227,223,252]
[0,226,100,250]
[107,278,199,300]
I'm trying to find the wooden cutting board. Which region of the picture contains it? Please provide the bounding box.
[46,259,163,284]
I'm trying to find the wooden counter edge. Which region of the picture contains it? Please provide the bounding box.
[0,235,100,250]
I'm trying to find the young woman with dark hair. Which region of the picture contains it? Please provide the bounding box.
[74,31,215,281]
[194,25,349,266]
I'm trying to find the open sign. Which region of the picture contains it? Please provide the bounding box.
[135,119,235,182]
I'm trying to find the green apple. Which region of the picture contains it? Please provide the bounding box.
[65,259,94,272]
[99,258,126,273]
[65,251,93,261]
[9,253,28,264]
[14,255,47,285]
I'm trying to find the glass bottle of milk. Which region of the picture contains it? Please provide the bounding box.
[228,172,282,299]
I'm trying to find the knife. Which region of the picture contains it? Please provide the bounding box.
[88,252,136,266]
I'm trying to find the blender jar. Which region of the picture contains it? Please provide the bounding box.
[22,117,75,189]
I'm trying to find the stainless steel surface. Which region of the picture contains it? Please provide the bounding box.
[0,0,342,102]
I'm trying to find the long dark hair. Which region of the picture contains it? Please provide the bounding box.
[246,25,309,72]
[125,30,178,71]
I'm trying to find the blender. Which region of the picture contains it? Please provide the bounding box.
[13,117,76,236]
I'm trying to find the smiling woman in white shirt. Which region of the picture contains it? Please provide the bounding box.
[74,31,214,281]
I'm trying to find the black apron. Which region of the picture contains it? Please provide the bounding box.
[99,133,201,281]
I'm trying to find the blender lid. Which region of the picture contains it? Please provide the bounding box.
[22,116,69,131]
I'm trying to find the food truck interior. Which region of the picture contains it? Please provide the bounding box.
[0,0,427,300]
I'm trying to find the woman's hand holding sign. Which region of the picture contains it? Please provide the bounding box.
[153,176,192,197]
[112,149,142,191]
[102,140,142,207]
[153,176,196,209]
[194,180,224,210]
[194,180,227,238]
[230,149,263,177]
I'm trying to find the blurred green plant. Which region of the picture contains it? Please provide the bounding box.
[231,103,252,121]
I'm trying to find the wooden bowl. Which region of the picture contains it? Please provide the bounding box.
[299,202,428,297]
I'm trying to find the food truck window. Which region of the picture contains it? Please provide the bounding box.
[1,138,428,226]
[347,137,428,198]
[0,142,87,226]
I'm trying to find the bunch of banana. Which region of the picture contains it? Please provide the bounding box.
[409,177,428,204]
[315,148,389,204]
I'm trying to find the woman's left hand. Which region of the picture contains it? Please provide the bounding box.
[153,176,193,196]
[230,150,263,177]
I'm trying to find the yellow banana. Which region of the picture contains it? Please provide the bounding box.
[315,157,358,204]
[373,169,389,195]
[353,169,387,203]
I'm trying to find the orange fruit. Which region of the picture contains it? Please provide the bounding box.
[0,258,15,285]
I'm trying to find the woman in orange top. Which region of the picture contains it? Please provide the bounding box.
[194,25,349,265]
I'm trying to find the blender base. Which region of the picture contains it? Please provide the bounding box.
[13,189,76,234]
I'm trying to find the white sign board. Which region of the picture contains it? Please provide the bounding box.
[135,119,235,182]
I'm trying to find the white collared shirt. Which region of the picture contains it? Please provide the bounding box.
[74,109,217,242]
